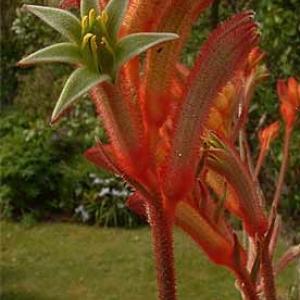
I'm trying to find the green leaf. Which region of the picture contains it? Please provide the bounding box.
[18,43,83,66]
[51,67,110,123]
[115,32,178,68]
[104,0,128,39]
[80,0,101,18]
[24,5,81,44]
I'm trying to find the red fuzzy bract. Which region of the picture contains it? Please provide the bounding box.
[59,0,80,9]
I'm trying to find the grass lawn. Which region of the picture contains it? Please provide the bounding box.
[0,222,297,300]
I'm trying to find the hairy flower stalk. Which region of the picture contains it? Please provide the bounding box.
[19,0,299,299]
[271,126,292,218]
[148,200,177,300]
[271,77,300,219]
[255,121,280,178]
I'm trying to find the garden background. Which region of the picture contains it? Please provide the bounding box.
[1,0,300,299]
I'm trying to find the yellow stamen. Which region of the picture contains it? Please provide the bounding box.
[96,15,107,36]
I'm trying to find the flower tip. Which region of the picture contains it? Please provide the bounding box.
[50,109,62,125]
[16,58,29,67]
[15,60,23,67]
[49,115,58,126]
[277,77,300,127]
[259,121,280,151]
[20,4,29,12]
[170,33,180,40]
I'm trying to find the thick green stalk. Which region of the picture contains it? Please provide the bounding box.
[148,200,177,300]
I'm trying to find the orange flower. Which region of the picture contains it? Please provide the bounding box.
[207,47,268,138]
[277,77,300,129]
[259,121,280,152]
[244,47,268,81]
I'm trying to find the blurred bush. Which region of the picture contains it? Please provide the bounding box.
[0,103,143,227]
[75,176,143,228]
[0,102,97,218]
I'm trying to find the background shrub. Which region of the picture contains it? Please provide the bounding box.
[0,101,144,227]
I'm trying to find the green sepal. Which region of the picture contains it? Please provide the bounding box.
[24,5,81,44]
[80,0,101,18]
[18,43,83,66]
[115,32,178,68]
[51,67,110,123]
[104,0,128,39]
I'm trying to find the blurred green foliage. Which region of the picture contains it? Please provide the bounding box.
[0,0,299,223]
[0,102,101,219]
[0,105,144,227]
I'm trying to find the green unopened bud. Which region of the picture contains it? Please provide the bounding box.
[81,16,88,36]
[101,11,108,25]
[96,15,107,36]
[90,36,98,53]
[81,33,93,50]
[90,35,99,69]
[88,9,96,29]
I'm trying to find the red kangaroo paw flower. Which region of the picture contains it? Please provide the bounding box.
[161,12,259,205]
[142,0,213,131]
[277,77,300,129]
[126,192,147,219]
[123,0,172,34]
[205,134,268,238]
[205,170,244,219]
[259,121,280,152]
[84,143,118,174]
[59,0,80,9]
[175,201,247,269]
[90,82,149,182]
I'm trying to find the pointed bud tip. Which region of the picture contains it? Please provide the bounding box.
[16,58,30,67]
[50,109,63,125]
[101,11,108,24]
[50,115,58,125]
[21,4,29,12]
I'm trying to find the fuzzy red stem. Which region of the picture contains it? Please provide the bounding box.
[234,267,259,300]
[271,126,292,220]
[254,147,266,179]
[148,200,177,300]
[261,245,277,300]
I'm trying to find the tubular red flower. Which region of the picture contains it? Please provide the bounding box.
[259,121,280,152]
[277,77,300,129]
